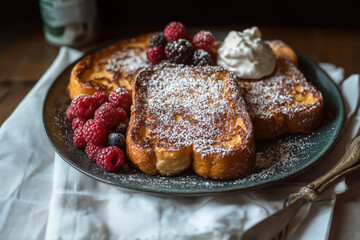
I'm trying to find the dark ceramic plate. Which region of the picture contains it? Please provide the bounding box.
[43,37,344,195]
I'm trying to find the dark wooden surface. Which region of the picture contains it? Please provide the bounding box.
[1,21,359,239]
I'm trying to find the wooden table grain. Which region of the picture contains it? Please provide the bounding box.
[0,22,359,239]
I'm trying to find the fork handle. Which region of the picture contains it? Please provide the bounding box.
[305,135,360,195]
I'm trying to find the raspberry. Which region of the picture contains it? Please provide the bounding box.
[109,87,132,112]
[66,106,75,121]
[164,39,194,64]
[73,127,86,148]
[116,107,128,123]
[83,119,107,145]
[94,102,121,129]
[70,94,97,120]
[108,132,126,150]
[72,117,86,130]
[192,49,213,66]
[85,144,103,161]
[150,32,168,49]
[146,47,165,65]
[192,31,215,53]
[92,91,108,108]
[96,146,125,172]
[164,21,187,42]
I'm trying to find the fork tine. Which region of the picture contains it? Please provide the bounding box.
[272,195,294,240]
[273,226,288,240]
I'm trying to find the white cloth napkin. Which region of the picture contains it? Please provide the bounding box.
[0,47,359,240]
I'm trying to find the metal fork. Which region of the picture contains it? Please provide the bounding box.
[272,195,299,240]
[273,126,360,240]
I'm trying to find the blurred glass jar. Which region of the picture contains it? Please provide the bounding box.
[39,0,98,47]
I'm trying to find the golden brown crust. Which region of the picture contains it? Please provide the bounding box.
[67,33,152,100]
[238,40,323,139]
[192,138,255,179]
[126,64,255,179]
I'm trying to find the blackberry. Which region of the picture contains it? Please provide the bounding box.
[150,32,168,49]
[164,39,193,64]
[115,122,128,135]
[192,49,213,66]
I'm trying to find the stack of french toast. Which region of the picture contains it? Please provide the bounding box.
[66,23,323,180]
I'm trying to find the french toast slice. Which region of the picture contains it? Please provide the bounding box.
[126,64,255,179]
[237,40,323,139]
[67,33,152,100]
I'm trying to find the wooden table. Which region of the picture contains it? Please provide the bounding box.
[1,22,359,239]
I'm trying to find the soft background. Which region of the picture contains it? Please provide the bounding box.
[1,1,360,239]
[2,0,360,27]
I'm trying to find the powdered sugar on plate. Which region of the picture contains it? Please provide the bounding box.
[100,131,319,192]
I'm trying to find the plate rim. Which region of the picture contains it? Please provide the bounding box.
[42,38,345,196]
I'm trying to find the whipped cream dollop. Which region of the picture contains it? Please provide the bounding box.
[217,27,276,79]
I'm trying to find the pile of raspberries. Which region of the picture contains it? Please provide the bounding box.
[66,87,131,172]
[146,21,215,66]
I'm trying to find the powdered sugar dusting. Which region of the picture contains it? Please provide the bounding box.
[106,48,150,73]
[242,75,292,118]
[136,64,250,156]
[242,74,320,118]
[239,62,322,120]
